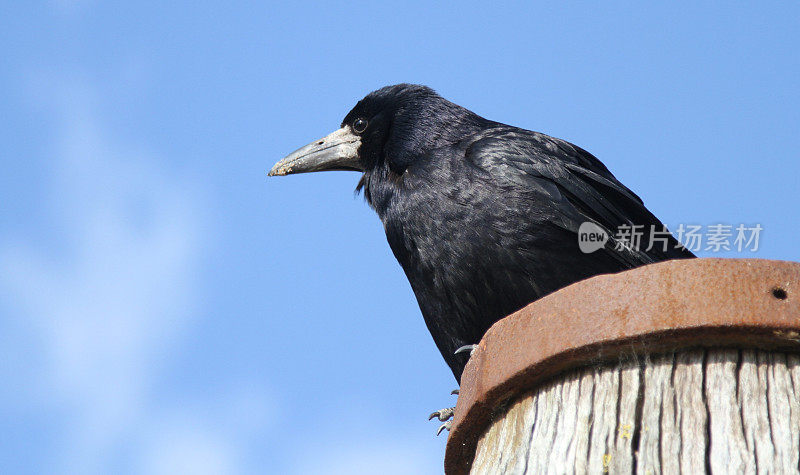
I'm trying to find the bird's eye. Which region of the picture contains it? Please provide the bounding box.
[352,118,368,133]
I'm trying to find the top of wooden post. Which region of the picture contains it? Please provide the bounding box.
[445,258,800,474]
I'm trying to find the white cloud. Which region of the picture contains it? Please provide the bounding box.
[292,437,443,475]
[140,425,239,475]
[136,385,274,475]
[0,77,269,474]
[2,73,438,475]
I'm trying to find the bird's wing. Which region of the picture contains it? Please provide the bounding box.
[464,128,691,265]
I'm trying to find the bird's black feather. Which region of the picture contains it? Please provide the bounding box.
[318,84,693,382]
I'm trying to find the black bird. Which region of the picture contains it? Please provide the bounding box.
[270,84,693,384]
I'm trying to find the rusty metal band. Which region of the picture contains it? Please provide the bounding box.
[445,258,800,474]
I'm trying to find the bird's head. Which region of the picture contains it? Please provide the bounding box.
[269,84,481,180]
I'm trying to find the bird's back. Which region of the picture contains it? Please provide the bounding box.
[379,124,694,381]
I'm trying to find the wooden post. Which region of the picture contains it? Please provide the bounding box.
[471,349,800,474]
[444,259,800,474]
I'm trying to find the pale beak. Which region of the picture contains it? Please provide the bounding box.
[269,127,362,176]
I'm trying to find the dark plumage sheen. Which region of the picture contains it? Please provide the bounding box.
[272,84,694,382]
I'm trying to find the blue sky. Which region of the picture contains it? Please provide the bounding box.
[1,2,798,474]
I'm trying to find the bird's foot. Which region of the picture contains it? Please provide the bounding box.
[455,344,478,356]
[429,407,455,436]
[429,406,454,422]
[426,346,477,435]
[428,346,477,436]
[429,386,462,436]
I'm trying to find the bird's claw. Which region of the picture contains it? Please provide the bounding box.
[454,344,478,356]
[428,407,455,422]
[429,388,459,435]
[437,420,452,436]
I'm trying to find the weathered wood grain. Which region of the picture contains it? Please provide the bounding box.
[470,349,800,474]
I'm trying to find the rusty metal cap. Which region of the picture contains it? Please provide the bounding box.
[445,258,800,474]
